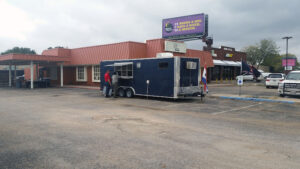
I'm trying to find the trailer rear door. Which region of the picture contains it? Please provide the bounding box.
[179,58,199,87]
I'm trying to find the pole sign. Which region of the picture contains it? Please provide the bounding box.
[285,66,292,70]
[282,58,296,67]
[162,14,208,40]
[237,76,243,86]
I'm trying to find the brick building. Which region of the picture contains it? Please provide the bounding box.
[203,46,247,82]
[18,39,214,87]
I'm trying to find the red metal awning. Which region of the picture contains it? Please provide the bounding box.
[0,53,70,65]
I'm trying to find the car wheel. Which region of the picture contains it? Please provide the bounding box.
[118,88,125,97]
[279,94,285,97]
[266,86,269,88]
[125,88,134,98]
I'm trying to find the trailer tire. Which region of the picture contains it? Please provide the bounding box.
[118,88,125,97]
[125,88,134,98]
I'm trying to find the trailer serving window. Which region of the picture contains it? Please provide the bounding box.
[114,62,133,79]
[159,62,168,69]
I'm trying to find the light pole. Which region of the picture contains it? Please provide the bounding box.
[282,36,292,73]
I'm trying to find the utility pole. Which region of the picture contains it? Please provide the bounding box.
[282,36,292,74]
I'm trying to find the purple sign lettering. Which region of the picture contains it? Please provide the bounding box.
[162,14,205,38]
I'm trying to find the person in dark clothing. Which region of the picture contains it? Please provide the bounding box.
[104,70,111,97]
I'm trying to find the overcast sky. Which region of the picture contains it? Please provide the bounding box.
[0,0,299,60]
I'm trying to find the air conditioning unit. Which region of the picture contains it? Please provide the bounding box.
[186,61,197,69]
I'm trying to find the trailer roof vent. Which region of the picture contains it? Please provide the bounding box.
[156,52,173,58]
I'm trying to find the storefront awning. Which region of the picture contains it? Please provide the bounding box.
[213,60,226,66]
[213,60,241,67]
[114,62,133,66]
[223,61,240,66]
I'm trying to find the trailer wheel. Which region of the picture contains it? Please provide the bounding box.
[118,88,125,97]
[125,88,134,98]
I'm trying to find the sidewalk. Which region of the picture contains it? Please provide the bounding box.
[64,85,100,90]
[209,93,300,104]
[208,81,265,87]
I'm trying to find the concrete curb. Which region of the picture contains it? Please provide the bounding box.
[218,96,295,104]
[64,85,100,90]
[208,83,265,87]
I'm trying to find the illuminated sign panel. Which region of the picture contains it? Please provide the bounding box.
[282,58,296,66]
[164,41,186,53]
[162,14,207,40]
[225,53,233,58]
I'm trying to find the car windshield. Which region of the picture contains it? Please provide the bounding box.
[268,74,282,78]
[286,72,300,80]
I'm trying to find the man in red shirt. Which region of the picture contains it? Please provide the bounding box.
[104,70,111,97]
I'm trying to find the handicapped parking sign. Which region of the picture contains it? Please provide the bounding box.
[237,76,243,85]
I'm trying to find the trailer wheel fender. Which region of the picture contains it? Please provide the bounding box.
[125,88,134,98]
[127,87,135,95]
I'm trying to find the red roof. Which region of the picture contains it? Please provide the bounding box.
[146,39,165,58]
[0,39,214,68]
[69,42,133,65]
[42,48,71,57]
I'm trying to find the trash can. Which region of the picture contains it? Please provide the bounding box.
[16,79,22,88]
[16,76,24,88]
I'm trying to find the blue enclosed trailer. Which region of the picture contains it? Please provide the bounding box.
[100,56,203,99]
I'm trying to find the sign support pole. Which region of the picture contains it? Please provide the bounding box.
[30,61,34,89]
[239,57,243,96]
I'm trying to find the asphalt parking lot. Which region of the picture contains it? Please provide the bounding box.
[0,87,300,169]
[209,83,278,97]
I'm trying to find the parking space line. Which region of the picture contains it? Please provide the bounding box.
[212,103,262,115]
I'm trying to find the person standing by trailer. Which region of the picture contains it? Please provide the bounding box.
[104,70,111,97]
[112,72,119,98]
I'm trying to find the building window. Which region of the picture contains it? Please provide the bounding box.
[212,66,221,80]
[76,66,87,82]
[115,63,133,79]
[49,66,57,80]
[158,62,168,69]
[92,65,100,82]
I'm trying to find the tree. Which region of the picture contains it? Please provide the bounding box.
[242,39,279,69]
[1,47,36,55]
[267,54,284,72]
[242,45,259,66]
[47,46,65,50]
[54,46,64,48]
